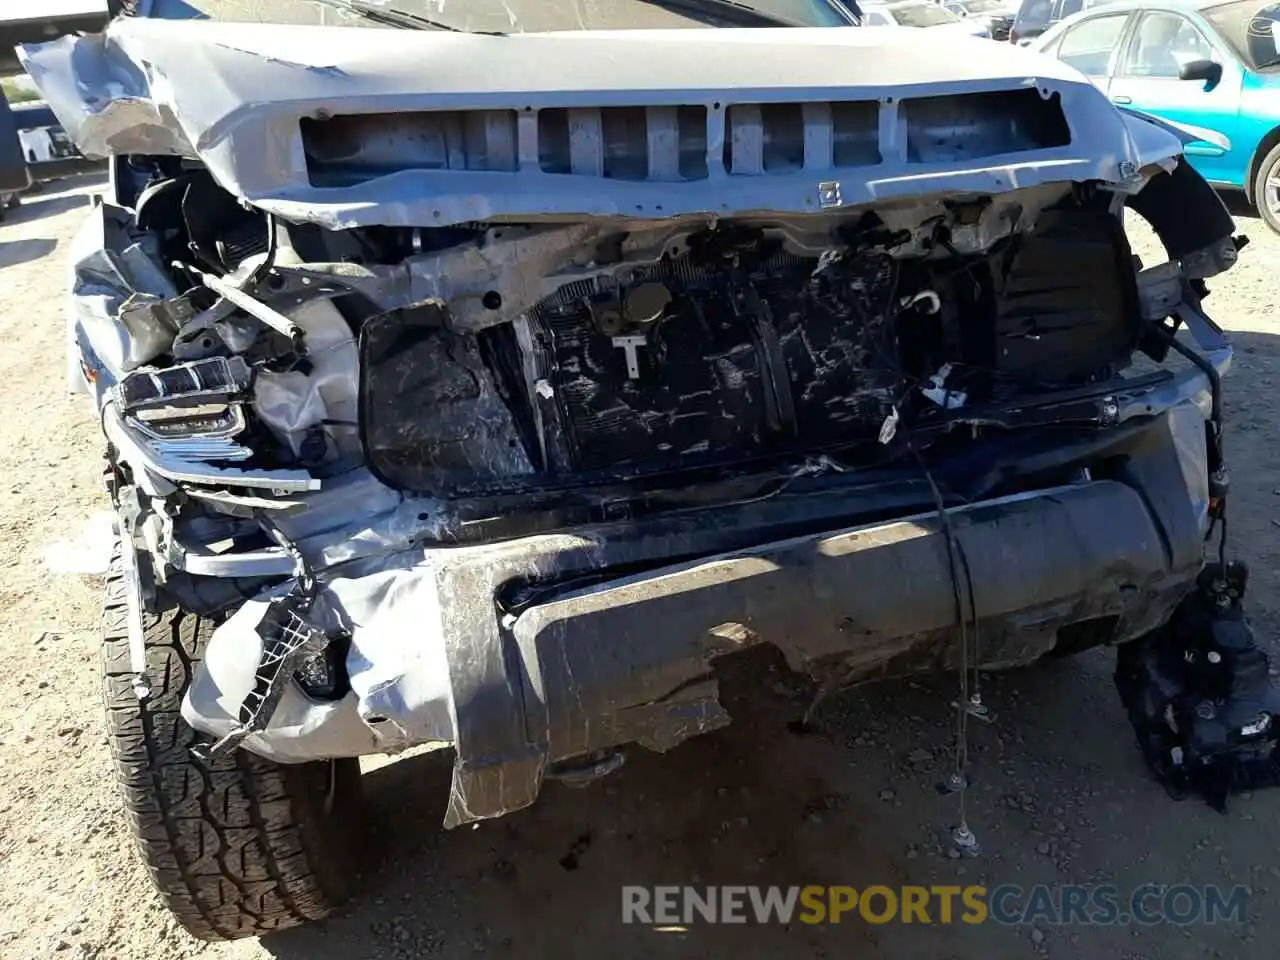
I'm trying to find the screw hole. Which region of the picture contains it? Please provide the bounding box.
[482,290,503,310]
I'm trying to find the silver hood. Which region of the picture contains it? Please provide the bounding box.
[20,17,1183,228]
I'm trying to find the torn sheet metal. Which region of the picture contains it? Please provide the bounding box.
[182,560,457,762]
[67,207,186,377]
[20,18,1184,229]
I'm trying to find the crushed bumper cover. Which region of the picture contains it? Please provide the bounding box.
[184,403,1211,826]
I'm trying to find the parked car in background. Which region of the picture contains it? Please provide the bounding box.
[0,0,108,199]
[8,99,101,180]
[942,0,1019,39]
[1010,0,1116,42]
[1031,0,1280,231]
[0,86,30,217]
[863,0,994,34]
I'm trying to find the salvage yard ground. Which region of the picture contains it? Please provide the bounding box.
[2,174,1280,960]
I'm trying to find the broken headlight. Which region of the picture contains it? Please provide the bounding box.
[130,401,246,440]
[117,356,251,441]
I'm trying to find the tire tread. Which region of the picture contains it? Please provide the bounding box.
[102,559,356,941]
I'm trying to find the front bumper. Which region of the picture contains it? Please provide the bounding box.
[183,402,1213,826]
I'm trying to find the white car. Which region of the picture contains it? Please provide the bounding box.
[861,0,993,35]
[940,0,1020,39]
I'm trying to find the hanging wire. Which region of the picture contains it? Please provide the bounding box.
[901,417,980,837]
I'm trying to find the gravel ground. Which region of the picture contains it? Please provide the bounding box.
[1,175,1279,960]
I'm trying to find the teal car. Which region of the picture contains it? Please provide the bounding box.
[1031,0,1280,231]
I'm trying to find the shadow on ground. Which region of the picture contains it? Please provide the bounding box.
[0,236,56,268]
[256,643,1199,960]
[1222,192,1267,229]
[0,173,106,227]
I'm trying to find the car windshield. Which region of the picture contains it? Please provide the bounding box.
[882,1,960,24]
[151,0,855,30]
[1203,0,1280,69]
[955,0,1009,13]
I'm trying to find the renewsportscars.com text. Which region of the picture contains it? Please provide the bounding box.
[621,884,1249,926]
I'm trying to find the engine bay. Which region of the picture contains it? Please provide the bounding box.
[97,159,1153,515]
[361,203,1143,495]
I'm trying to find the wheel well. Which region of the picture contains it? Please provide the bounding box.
[1246,125,1280,203]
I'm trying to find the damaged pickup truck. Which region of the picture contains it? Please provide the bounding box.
[19,0,1276,941]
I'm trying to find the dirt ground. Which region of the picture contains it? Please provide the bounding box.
[2,174,1279,960]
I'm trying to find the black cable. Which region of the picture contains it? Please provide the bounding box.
[247,212,279,287]
[1150,320,1223,453]
[902,416,981,807]
[1219,515,1228,572]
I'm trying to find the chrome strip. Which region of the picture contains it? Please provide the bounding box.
[104,403,321,492]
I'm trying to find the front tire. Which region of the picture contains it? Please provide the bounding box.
[1253,142,1280,234]
[102,560,362,941]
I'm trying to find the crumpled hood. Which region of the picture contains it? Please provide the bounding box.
[20,17,1184,228]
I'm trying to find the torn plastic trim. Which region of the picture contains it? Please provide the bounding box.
[1119,106,1231,156]
[191,591,334,762]
[183,487,309,514]
[103,401,321,494]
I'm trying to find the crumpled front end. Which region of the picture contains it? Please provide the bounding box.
[21,16,1245,824]
[185,401,1218,826]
